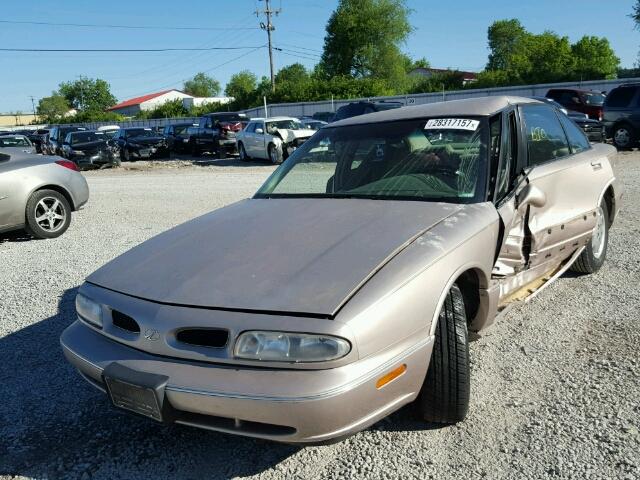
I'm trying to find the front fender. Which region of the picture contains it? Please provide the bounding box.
[336,203,500,358]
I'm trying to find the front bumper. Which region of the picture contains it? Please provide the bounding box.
[61,320,432,444]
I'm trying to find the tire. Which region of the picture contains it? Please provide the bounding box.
[612,124,635,150]
[123,148,131,162]
[190,141,200,157]
[215,139,227,159]
[416,283,470,424]
[570,203,608,274]
[24,189,72,239]
[268,143,283,165]
[238,143,250,162]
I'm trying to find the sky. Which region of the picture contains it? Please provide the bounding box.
[0,0,638,113]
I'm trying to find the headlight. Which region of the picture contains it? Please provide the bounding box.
[234,331,350,362]
[76,293,102,328]
[71,149,85,155]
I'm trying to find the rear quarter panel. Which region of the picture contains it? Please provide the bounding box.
[0,157,88,228]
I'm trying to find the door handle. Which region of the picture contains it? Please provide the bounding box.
[591,161,602,170]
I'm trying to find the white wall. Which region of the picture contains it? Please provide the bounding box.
[139,91,192,111]
[182,97,233,109]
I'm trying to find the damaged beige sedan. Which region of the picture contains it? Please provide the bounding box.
[61,96,621,444]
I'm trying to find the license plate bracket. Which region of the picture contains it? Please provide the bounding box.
[103,363,170,422]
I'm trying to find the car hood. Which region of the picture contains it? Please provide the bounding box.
[71,140,108,150]
[275,128,316,143]
[128,136,164,145]
[87,198,461,316]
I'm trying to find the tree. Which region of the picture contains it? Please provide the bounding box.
[486,19,527,71]
[58,77,117,112]
[405,56,430,72]
[275,63,310,84]
[37,94,70,122]
[183,72,221,97]
[319,0,412,85]
[136,99,189,119]
[517,32,574,84]
[571,36,619,80]
[224,70,258,108]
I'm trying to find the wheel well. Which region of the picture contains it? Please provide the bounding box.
[455,269,482,325]
[603,186,615,226]
[34,185,75,211]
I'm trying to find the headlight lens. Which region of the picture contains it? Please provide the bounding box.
[71,149,85,155]
[234,331,350,362]
[76,293,102,328]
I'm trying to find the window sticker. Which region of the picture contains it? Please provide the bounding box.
[424,118,480,131]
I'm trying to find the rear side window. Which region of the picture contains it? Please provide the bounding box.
[605,87,637,108]
[558,114,591,154]
[521,105,571,166]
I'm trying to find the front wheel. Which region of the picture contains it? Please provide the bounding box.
[415,283,470,424]
[268,143,283,165]
[238,143,250,162]
[570,204,609,274]
[25,190,72,239]
[613,125,635,150]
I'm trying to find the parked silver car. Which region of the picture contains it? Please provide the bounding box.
[0,151,89,238]
[0,134,36,154]
[236,117,316,164]
[61,96,620,444]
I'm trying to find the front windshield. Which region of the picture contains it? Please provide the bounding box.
[266,120,302,133]
[582,92,605,106]
[256,117,488,203]
[0,136,30,147]
[126,128,156,138]
[70,132,105,144]
[100,129,119,139]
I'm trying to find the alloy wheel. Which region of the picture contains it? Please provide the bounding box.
[614,128,631,148]
[34,197,67,233]
[592,207,606,259]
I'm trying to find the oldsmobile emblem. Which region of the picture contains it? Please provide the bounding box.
[143,328,160,341]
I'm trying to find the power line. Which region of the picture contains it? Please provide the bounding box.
[0,19,259,31]
[116,46,266,99]
[274,47,321,62]
[109,18,262,81]
[275,46,322,58]
[278,42,323,54]
[0,46,265,53]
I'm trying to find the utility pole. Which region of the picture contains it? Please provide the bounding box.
[256,0,280,92]
[77,75,85,111]
[29,96,37,123]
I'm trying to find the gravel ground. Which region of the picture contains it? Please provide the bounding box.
[1,152,638,480]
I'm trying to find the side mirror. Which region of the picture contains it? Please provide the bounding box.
[255,128,264,134]
[517,183,546,210]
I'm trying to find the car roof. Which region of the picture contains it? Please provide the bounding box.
[331,96,542,127]
[204,112,246,117]
[251,116,299,122]
[548,87,603,94]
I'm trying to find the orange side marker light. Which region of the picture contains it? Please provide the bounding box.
[376,364,407,389]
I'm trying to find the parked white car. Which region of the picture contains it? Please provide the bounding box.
[236,117,316,164]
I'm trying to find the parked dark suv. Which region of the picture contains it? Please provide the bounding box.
[546,88,606,120]
[332,101,403,122]
[43,126,87,156]
[603,84,640,149]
